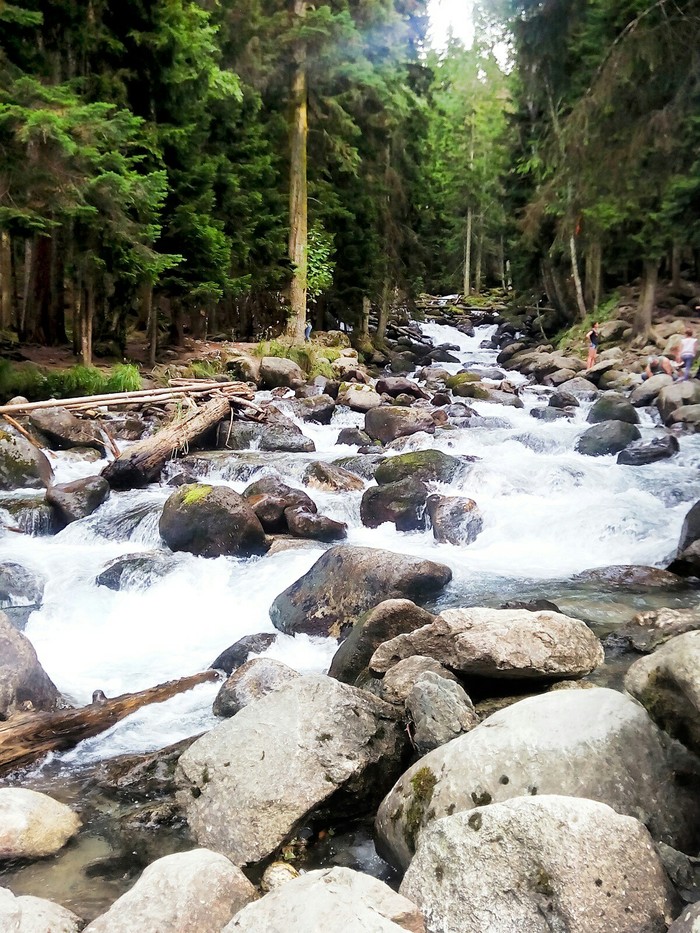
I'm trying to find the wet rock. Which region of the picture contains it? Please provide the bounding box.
[260,356,306,390]
[0,611,59,717]
[177,675,406,867]
[375,687,700,869]
[530,406,569,422]
[670,404,700,431]
[243,477,316,513]
[333,455,385,479]
[29,408,106,453]
[657,842,700,907]
[84,849,256,933]
[625,631,700,756]
[400,796,678,933]
[290,394,336,423]
[335,428,372,447]
[284,506,347,541]
[630,373,675,407]
[302,461,365,493]
[426,494,483,546]
[575,419,641,456]
[360,477,428,532]
[0,889,82,932]
[557,376,599,400]
[406,671,478,754]
[548,389,579,408]
[365,407,435,445]
[586,393,640,425]
[105,414,149,442]
[95,552,175,590]
[336,384,382,412]
[617,435,680,465]
[0,562,45,613]
[46,476,110,525]
[260,861,299,893]
[210,633,278,675]
[669,904,700,931]
[370,656,461,707]
[269,545,452,639]
[375,377,429,400]
[370,607,603,682]
[373,450,466,486]
[668,540,700,577]
[0,494,58,536]
[217,421,315,453]
[265,537,320,556]
[328,599,436,685]
[657,382,700,426]
[619,608,700,653]
[0,430,53,491]
[246,493,287,532]
[159,484,267,558]
[213,658,300,717]
[0,788,80,859]
[572,565,686,588]
[224,867,425,933]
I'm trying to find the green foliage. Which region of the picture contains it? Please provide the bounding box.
[307,222,335,300]
[254,338,340,378]
[104,363,142,393]
[0,361,143,402]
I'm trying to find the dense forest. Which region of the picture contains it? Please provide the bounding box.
[1,0,699,366]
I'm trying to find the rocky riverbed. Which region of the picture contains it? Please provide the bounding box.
[1,309,700,931]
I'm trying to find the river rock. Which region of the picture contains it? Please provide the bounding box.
[95,551,175,590]
[303,461,365,492]
[620,608,700,653]
[46,476,110,525]
[399,796,678,933]
[557,376,599,400]
[243,477,316,513]
[0,430,53,491]
[226,354,262,385]
[657,382,700,425]
[360,477,429,531]
[159,484,267,558]
[84,848,256,933]
[373,450,466,486]
[575,419,641,456]
[335,427,372,447]
[333,454,385,479]
[210,633,278,674]
[406,671,478,754]
[548,389,579,408]
[370,656,461,707]
[572,564,685,588]
[0,890,82,933]
[370,607,603,682]
[223,867,425,933]
[586,393,640,425]
[260,861,299,892]
[0,788,80,860]
[177,675,406,867]
[630,373,675,406]
[217,421,315,453]
[617,435,680,465]
[375,377,429,400]
[669,904,700,931]
[0,562,45,612]
[328,600,436,685]
[284,506,347,541]
[269,546,452,639]
[375,687,700,869]
[290,394,336,423]
[0,611,59,717]
[625,631,700,756]
[670,540,700,576]
[246,493,287,532]
[671,404,700,431]
[29,408,105,453]
[260,356,306,390]
[336,384,382,412]
[365,407,436,445]
[426,494,483,545]
[213,658,300,717]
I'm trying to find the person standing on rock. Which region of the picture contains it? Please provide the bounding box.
[679,327,698,380]
[586,322,599,370]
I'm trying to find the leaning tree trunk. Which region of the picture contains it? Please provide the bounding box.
[0,231,12,330]
[286,0,308,344]
[361,295,370,336]
[584,239,602,313]
[569,231,587,320]
[376,274,390,344]
[633,259,659,343]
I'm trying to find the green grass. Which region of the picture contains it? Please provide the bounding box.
[254,339,343,380]
[0,360,142,403]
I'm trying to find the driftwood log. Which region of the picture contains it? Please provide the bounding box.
[0,669,219,776]
[102,394,232,489]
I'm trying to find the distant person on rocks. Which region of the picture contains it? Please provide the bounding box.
[642,355,675,381]
[304,320,312,342]
[586,322,599,369]
[679,327,698,380]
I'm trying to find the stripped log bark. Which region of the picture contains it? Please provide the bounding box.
[0,669,219,776]
[102,394,232,489]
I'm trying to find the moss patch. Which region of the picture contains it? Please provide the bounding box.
[181,484,213,506]
[403,766,438,852]
[446,372,481,389]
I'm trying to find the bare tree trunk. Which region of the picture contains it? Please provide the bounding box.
[633,259,658,342]
[569,232,587,320]
[361,295,370,336]
[34,235,52,344]
[671,240,682,291]
[376,274,390,344]
[80,278,94,365]
[0,231,12,330]
[584,239,602,313]
[498,236,506,292]
[19,238,34,340]
[286,0,308,343]
[143,282,156,367]
[463,208,472,297]
[474,217,483,295]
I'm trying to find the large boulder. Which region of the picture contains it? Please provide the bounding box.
[223,867,425,933]
[575,420,641,456]
[46,476,110,525]
[369,656,461,707]
[0,430,53,491]
[375,687,700,869]
[242,477,316,513]
[617,435,680,465]
[284,506,347,541]
[290,394,336,423]
[269,546,452,639]
[405,671,479,754]
[29,408,105,453]
[426,494,483,546]
[209,633,278,675]
[373,450,466,486]
[84,849,256,933]
[670,404,700,431]
[0,890,82,933]
[586,393,640,425]
[328,600,436,685]
[176,675,406,867]
[376,376,428,400]
[369,607,604,683]
[365,407,435,445]
[630,373,675,407]
[336,384,382,412]
[657,382,700,425]
[303,461,365,493]
[213,658,300,717]
[260,356,306,390]
[217,422,315,453]
[360,478,429,532]
[159,484,267,558]
[95,552,175,590]
[557,376,599,400]
[625,631,700,756]
[676,500,700,553]
[400,796,678,933]
[0,788,80,859]
[0,611,59,717]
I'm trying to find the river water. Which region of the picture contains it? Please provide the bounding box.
[2,318,700,915]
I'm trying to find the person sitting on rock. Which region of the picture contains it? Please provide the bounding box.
[642,355,675,381]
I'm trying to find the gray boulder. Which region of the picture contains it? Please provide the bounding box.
[671,404,700,431]
[576,419,641,456]
[209,633,278,675]
[676,501,700,554]
[426,494,483,545]
[365,407,435,445]
[618,608,700,653]
[260,356,306,390]
[213,658,299,717]
[177,675,406,867]
[217,421,315,453]
[336,384,382,412]
[617,435,679,465]
[159,484,267,558]
[243,477,316,513]
[406,671,478,754]
[669,904,700,932]
[376,376,429,399]
[630,373,674,406]
[375,687,700,869]
[0,562,46,618]
[269,546,452,639]
[95,551,175,590]
[370,607,604,682]
[360,478,429,531]
[284,506,347,541]
[29,407,106,453]
[657,382,700,425]
[290,394,336,423]
[84,848,256,933]
[46,476,110,525]
[370,656,461,707]
[0,788,80,860]
[303,461,365,492]
[587,393,640,425]
[400,796,678,933]
[0,430,53,491]
[557,376,599,400]
[0,611,59,717]
[0,890,82,933]
[548,389,579,409]
[373,450,466,486]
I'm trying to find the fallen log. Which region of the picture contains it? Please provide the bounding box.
[0,669,219,776]
[101,394,232,489]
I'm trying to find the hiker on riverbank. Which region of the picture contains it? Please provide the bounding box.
[586,322,599,369]
[678,327,698,380]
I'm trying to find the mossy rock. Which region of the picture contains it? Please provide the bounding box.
[452,382,490,400]
[446,372,481,389]
[374,450,465,486]
[0,430,53,491]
